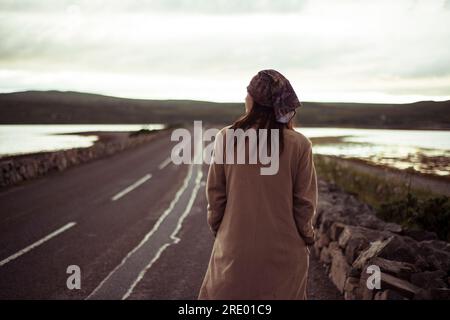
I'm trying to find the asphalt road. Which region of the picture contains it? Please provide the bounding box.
[0,129,341,300]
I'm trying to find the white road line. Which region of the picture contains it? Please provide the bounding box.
[122,137,204,299]
[158,157,172,170]
[122,166,203,300]
[111,174,152,201]
[0,222,77,267]
[87,165,194,300]
[87,135,203,300]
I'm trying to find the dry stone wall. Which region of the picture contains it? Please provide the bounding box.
[0,132,161,188]
[314,181,450,300]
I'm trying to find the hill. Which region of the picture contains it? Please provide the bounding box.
[0,90,449,129]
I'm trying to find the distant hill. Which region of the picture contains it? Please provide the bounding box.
[0,90,449,129]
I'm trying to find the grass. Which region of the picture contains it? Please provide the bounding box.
[314,155,436,206]
[314,155,450,241]
[378,194,450,241]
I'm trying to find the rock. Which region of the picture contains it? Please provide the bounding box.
[25,162,36,178]
[358,269,375,300]
[0,131,161,188]
[420,240,450,253]
[355,214,386,231]
[413,257,430,271]
[384,222,403,234]
[308,177,450,300]
[328,182,339,192]
[377,236,417,264]
[374,289,407,300]
[403,229,438,241]
[319,246,332,264]
[57,157,68,170]
[358,202,373,214]
[380,272,421,299]
[369,257,417,280]
[329,246,350,293]
[417,241,450,271]
[329,222,346,241]
[344,276,360,300]
[320,214,351,233]
[328,241,340,250]
[313,244,321,257]
[341,227,387,265]
[19,165,27,176]
[416,241,436,257]
[430,288,450,300]
[315,233,330,250]
[410,271,447,289]
[353,237,393,270]
[348,267,361,278]
[337,226,354,248]
[345,238,371,265]
[429,251,450,272]
[376,184,384,195]
[345,194,361,209]
[413,289,433,300]
[318,179,328,190]
[338,226,382,262]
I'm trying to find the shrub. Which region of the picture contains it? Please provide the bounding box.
[378,194,450,241]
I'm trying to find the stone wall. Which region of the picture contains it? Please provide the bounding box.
[0,131,164,188]
[314,180,450,300]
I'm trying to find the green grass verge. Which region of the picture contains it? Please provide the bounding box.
[314,155,449,241]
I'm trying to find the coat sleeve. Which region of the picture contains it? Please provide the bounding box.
[206,132,227,237]
[293,141,318,245]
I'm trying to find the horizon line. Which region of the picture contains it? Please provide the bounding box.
[1,89,449,106]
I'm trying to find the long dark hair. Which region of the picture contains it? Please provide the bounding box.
[230,101,294,154]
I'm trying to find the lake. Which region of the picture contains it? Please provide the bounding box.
[297,127,450,176]
[0,124,165,157]
[0,125,448,176]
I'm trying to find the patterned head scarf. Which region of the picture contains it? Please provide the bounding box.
[246,69,302,123]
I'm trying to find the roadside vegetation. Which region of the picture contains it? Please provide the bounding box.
[315,155,450,241]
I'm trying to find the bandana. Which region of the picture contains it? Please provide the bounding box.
[247,69,302,123]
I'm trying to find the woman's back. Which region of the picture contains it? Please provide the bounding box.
[199,69,317,300]
[220,128,313,244]
[200,128,317,299]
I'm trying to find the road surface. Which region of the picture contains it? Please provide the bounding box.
[0,129,341,299]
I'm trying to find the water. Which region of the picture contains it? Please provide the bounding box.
[0,125,448,176]
[298,128,450,151]
[297,127,450,176]
[0,124,165,157]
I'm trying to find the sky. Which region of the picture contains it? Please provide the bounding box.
[1,0,450,103]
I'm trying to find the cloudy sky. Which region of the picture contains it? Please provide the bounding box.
[1,0,450,103]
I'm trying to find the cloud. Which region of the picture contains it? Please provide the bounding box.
[0,0,449,102]
[0,0,307,14]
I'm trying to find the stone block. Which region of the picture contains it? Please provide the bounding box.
[380,272,420,299]
[410,270,447,289]
[329,222,346,241]
[370,257,417,280]
[374,289,407,300]
[329,247,350,293]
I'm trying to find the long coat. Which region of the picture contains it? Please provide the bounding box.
[198,127,318,300]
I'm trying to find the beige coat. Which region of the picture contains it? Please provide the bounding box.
[198,127,318,300]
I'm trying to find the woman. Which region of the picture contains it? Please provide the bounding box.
[198,69,317,300]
